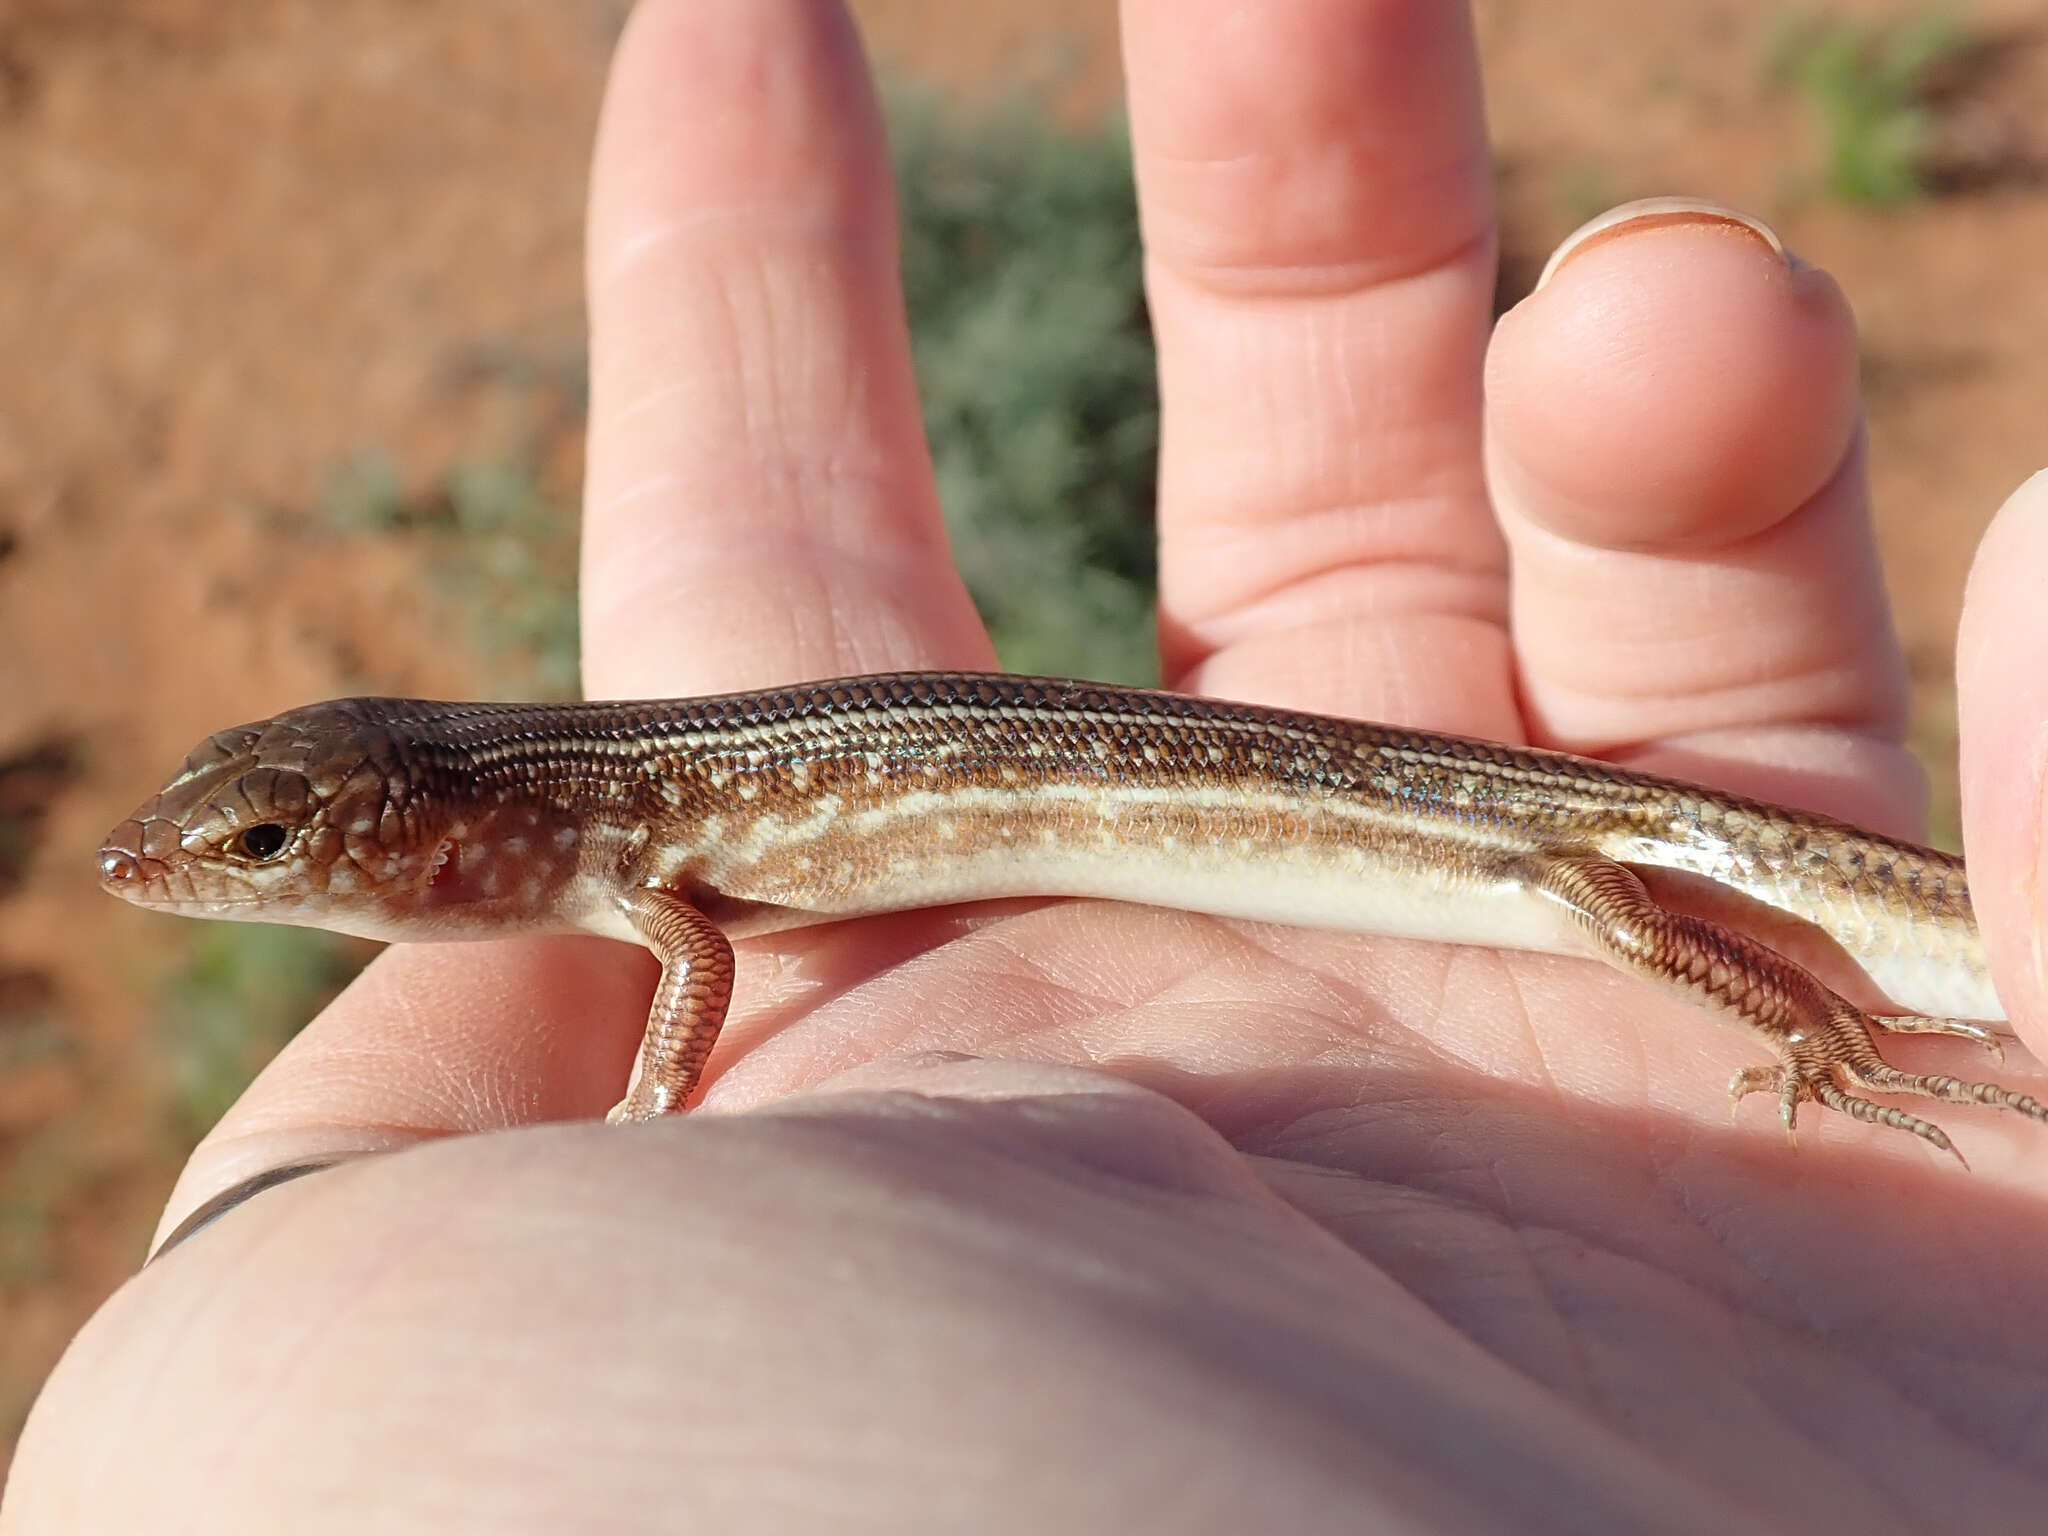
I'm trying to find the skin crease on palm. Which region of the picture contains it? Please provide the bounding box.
[10,0,2048,1530]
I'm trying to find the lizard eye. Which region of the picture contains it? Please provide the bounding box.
[232,823,290,862]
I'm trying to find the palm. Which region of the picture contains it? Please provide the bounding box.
[749,898,2048,1499]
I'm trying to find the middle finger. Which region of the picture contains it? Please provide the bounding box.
[1126,0,1506,731]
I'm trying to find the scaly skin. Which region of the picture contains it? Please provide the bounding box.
[98,672,2044,1158]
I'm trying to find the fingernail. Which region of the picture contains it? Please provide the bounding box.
[1537,197,1790,291]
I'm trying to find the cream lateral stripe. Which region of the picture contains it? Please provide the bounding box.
[702,782,1545,858]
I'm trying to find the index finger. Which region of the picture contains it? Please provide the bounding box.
[581,0,988,698]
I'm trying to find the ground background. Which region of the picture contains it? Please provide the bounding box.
[1,0,2042,1468]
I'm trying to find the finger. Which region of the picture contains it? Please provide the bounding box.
[1488,202,1919,833]
[582,0,988,699]
[1125,0,1506,732]
[1958,471,2048,1042]
[152,937,658,1249]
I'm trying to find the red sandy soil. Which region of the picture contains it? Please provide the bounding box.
[1,0,2043,1462]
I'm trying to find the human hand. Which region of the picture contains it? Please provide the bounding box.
[12,1,2048,1530]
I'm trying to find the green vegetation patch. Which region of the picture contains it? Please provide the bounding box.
[157,925,373,1145]
[1766,7,1971,204]
[323,447,581,700]
[894,92,1159,683]
[319,89,1164,694]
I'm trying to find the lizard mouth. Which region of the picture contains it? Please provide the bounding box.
[96,844,312,914]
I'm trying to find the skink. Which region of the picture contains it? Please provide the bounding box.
[96,671,2044,1159]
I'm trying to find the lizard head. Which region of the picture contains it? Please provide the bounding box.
[97,701,463,941]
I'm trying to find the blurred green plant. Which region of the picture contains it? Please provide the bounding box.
[894,92,1159,683]
[0,973,78,1284]
[157,926,372,1146]
[323,447,581,699]
[0,976,65,1079]
[1765,6,1969,204]
[0,1120,92,1287]
[320,89,1162,695]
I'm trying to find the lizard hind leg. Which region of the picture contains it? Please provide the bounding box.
[1725,1015,1974,1164]
[1868,1011,2005,1062]
[1726,1064,1803,1148]
[1729,1002,2048,1167]
[1823,1003,2048,1156]
[1519,849,2038,1164]
[1844,1057,2048,1130]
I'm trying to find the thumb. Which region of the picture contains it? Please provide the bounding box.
[1957,469,2048,1046]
